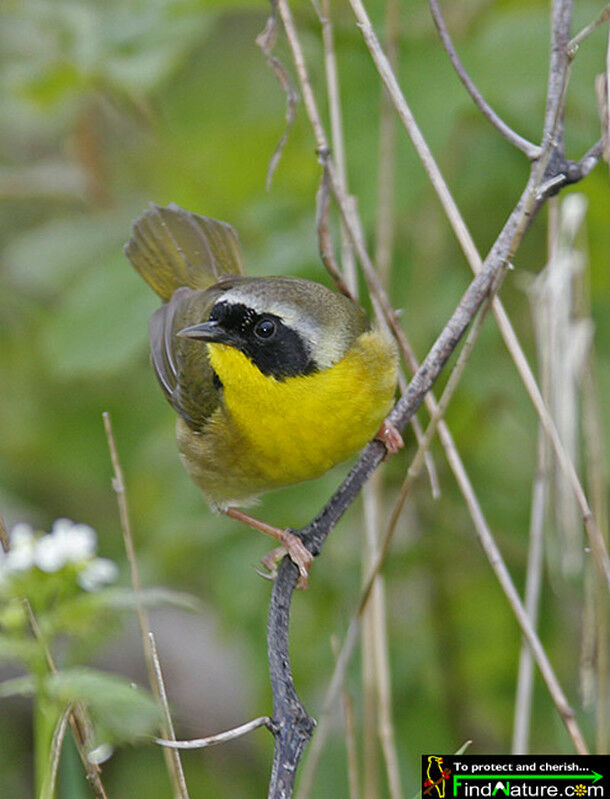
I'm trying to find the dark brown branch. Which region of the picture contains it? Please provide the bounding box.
[429,0,542,160]
[266,172,539,798]
[267,560,316,797]
[260,1,603,795]
[536,139,604,200]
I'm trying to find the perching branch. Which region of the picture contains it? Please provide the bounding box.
[344,0,610,589]
[254,0,603,795]
[267,172,578,797]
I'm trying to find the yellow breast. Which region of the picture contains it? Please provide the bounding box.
[201,329,397,497]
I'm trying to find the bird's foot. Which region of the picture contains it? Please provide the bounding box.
[224,507,313,588]
[260,531,313,590]
[375,419,404,460]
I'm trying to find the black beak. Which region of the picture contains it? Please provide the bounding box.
[177,321,232,344]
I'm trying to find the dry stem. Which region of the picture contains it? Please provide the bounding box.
[103,412,189,799]
[259,0,602,792]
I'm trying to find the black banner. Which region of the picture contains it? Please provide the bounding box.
[422,755,609,799]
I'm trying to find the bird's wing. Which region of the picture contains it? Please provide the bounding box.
[125,203,245,301]
[149,285,226,429]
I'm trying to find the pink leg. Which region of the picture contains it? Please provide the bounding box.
[224,507,313,589]
[375,419,404,460]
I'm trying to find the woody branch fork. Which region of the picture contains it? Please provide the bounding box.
[257,0,607,795]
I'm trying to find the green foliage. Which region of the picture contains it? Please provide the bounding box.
[47,667,161,743]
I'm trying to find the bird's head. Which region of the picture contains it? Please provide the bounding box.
[177,276,368,380]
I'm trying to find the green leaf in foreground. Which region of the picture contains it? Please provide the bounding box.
[46,667,161,743]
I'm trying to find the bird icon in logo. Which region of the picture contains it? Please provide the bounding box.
[424,756,451,798]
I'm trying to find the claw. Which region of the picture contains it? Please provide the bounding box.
[254,565,275,581]
[260,533,313,590]
[375,419,404,460]
[223,507,313,588]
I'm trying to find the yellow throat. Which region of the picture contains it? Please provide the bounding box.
[206,329,397,488]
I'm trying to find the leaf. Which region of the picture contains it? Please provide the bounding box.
[49,587,202,635]
[4,206,138,295]
[0,674,35,699]
[0,634,40,665]
[42,251,157,376]
[46,667,161,742]
[96,586,203,612]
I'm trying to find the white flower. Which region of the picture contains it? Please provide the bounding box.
[33,519,97,573]
[34,535,67,573]
[77,558,119,592]
[2,518,117,592]
[51,519,97,563]
[5,523,36,573]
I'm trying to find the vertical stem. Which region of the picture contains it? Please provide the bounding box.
[331,636,360,799]
[512,427,547,753]
[35,694,59,797]
[370,5,404,796]
[374,0,400,288]
[582,335,609,755]
[362,485,380,799]
[320,0,358,296]
[103,413,189,799]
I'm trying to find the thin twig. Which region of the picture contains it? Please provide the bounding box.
[370,0,439,500]
[361,484,381,799]
[345,0,610,590]
[512,427,547,753]
[149,633,191,798]
[385,299,493,540]
[40,705,72,799]
[317,158,439,497]
[23,602,109,799]
[543,0,572,146]
[331,636,360,799]
[296,619,361,799]
[318,0,358,296]
[568,4,610,58]
[256,14,299,190]
[103,412,189,799]
[374,0,400,286]
[264,0,600,792]
[428,0,542,159]
[315,164,358,301]
[321,3,402,793]
[581,289,609,751]
[582,365,609,753]
[0,510,10,553]
[156,716,274,750]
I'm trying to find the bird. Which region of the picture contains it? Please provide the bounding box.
[124,203,402,586]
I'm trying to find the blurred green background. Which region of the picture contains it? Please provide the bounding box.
[1,0,609,796]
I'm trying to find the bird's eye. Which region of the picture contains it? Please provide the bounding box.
[254,318,276,340]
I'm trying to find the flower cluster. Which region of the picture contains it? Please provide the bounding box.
[0,518,118,592]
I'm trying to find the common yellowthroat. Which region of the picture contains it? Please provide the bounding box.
[125,203,401,585]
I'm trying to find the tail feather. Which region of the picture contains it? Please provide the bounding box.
[124,203,245,301]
